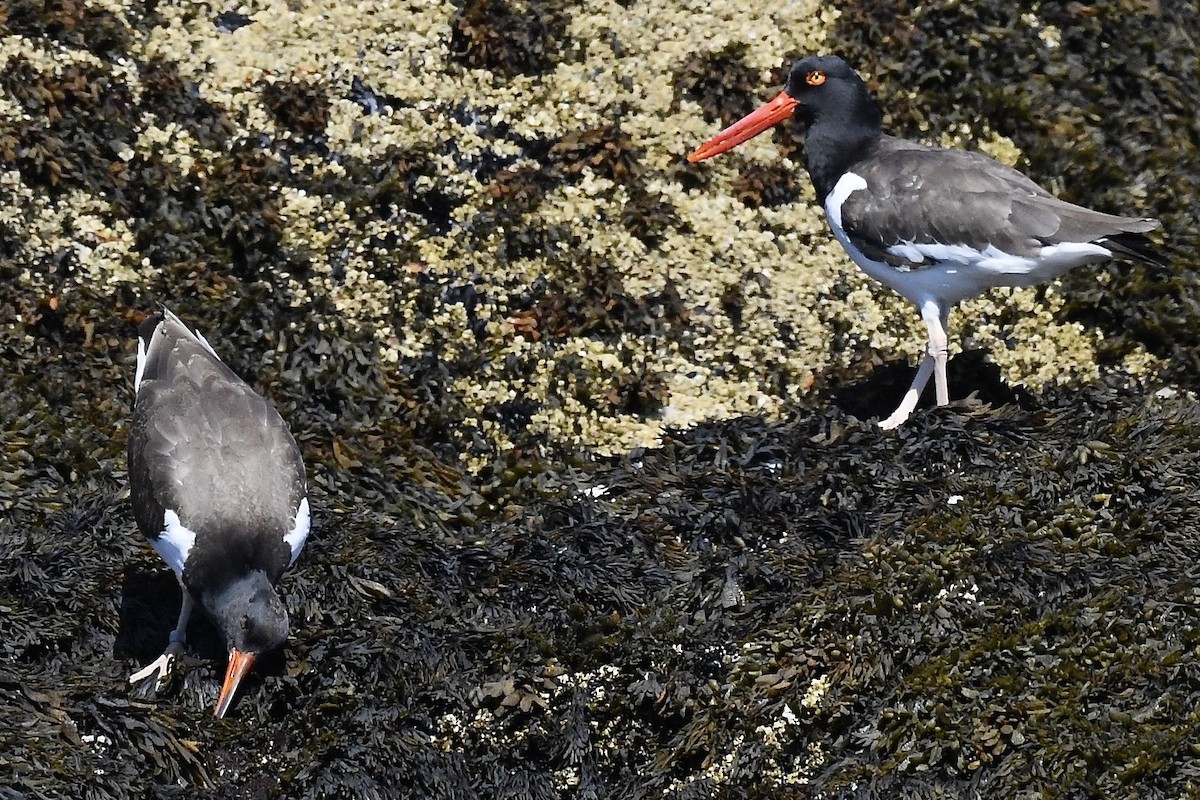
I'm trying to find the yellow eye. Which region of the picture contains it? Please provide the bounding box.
[806,70,826,87]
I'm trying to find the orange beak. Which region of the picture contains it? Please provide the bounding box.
[687,91,800,163]
[213,648,256,719]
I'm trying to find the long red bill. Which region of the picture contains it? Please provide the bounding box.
[213,648,256,719]
[687,91,800,163]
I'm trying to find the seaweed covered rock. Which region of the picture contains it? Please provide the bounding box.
[1,0,1199,797]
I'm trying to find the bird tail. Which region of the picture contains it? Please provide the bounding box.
[1103,231,1167,269]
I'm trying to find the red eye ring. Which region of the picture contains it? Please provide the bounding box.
[806,70,826,87]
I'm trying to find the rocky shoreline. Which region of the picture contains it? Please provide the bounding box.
[2,1,1199,797]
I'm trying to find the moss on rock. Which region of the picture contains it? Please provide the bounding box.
[1,0,1199,797]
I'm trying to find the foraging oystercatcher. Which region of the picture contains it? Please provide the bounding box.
[688,55,1163,428]
[127,308,309,718]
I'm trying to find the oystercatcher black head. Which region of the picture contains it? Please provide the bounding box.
[689,55,1164,428]
[127,308,309,718]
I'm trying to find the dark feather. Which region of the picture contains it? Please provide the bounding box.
[128,311,306,589]
[839,136,1162,269]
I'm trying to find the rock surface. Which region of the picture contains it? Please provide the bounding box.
[2,0,1199,797]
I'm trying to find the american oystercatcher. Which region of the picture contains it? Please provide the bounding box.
[688,55,1163,428]
[127,308,310,718]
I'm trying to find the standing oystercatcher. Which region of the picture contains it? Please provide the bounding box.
[127,308,310,718]
[688,55,1163,428]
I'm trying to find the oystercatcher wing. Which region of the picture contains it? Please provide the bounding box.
[127,308,309,718]
[131,323,308,573]
[828,136,1163,304]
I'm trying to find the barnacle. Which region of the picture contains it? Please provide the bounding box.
[2,0,1199,796]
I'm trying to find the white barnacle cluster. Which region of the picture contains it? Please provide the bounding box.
[0,0,1114,464]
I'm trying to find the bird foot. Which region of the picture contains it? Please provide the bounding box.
[878,408,911,430]
[129,640,187,688]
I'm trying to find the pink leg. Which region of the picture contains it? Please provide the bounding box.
[879,300,951,429]
[130,579,194,687]
[880,353,935,429]
[924,301,951,407]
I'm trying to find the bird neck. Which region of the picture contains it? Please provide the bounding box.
[803,103,883,203]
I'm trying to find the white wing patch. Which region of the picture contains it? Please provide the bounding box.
[824,172,868,232]
[134,335,148,394]
[285,497,311,565]
[886,240,1111,275]
[151,509,197,576]
[823,172,907,291]
[192,327,222,361]
[1036,241,1111,271]
[887,242,1034,273]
